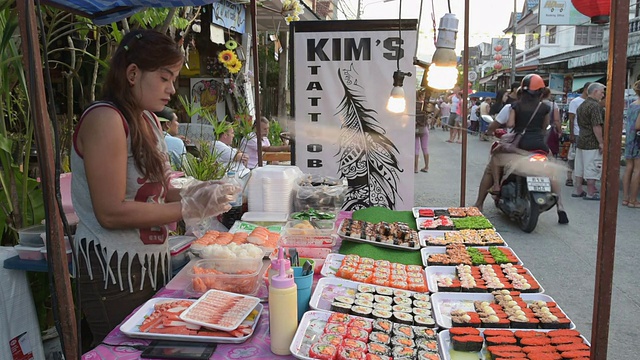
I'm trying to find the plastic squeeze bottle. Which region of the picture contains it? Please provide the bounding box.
[268,248,293,284]
[269,258,298,355]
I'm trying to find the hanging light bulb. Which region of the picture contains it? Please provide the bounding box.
[387,70,409,113]
[427,13,459,90]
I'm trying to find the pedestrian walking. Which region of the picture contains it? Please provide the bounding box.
[415,92,430,173]
[566,83,591,186]
[573,83,605,200]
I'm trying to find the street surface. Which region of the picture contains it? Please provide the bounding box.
[414,128,639,359]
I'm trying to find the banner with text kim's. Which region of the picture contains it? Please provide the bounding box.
[291,20,417,211]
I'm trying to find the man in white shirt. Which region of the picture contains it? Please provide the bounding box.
[566,83,590,186]
[156,107,187,168]
[212,127,248,174]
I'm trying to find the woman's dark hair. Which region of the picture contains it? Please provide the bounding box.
[101,29,184,186]
[489,88,507,115]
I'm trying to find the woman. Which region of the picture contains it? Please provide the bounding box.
[415,96,429,173]
[540,87,562,157]
[622,80,640,207]
[240,117,290,169]
[505,74,568,224]
[71,30,237,345]
[489,89,508,118]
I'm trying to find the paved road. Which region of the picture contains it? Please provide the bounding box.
[413,128,639,359]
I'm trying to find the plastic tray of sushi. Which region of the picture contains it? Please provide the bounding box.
[412,207,484,219]
[431,291,575,330]
[321,253,429,293]
[421,245,521,267]
[426,265,544,294]
[309,277,436,328]
[416,216,455,231]
[419,229,507,247]
[290,310,442,360]
[437,328,590,360]
[337,219,420,251]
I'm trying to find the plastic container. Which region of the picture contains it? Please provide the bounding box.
[189,258,262,295]
[168,235,196,270]
[41,248,72,263]
[283,220,335,237]
[293,266,314,322]
[269,260,298,355]
[227,171,243,207]
[14,245,45,261]
[39,233,71,249]
[17,224,46,247]
[241,211,289,226]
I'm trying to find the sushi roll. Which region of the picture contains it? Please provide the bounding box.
[393,297,412,306]
[309,343,338,360]
[413,293,430,302]
[451,335,484,352]
[413,300,431,309]
[340,338,367,351]
[328,313,352,324]
[391,336,415,348]
[350,305,373,318]
[349,318,373,332]
[336,346,366,360]
[374,295,393,305]
[414,315,436,328]
[392,305,412,313]
[413,326,437,339]
[392,346,416,359]
[369,331,391,345]
[354,298,374,308]
[371,309,392,321]
[356,293,375,302]
[413,308,432,317]
[373,303,392,312]
[375,259,391,268]
[331,301,353,314]
[370,277,389,287]
[325,322,348,336]
[392,312,414,325]
[417,350,441,360]
[416,338,439,352]
[319,333,344,346]
[345,327,369,342]
[376,286,394,296]
[367,342,391,356]
[373,318,393,334]
[365,355,391,360]
[393,289,413,298]
[358,284,376,293]
[393,323,415,338]
[335,296,355,305]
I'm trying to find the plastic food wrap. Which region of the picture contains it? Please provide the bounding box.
[179,179,241,237]
[293,174,347,212]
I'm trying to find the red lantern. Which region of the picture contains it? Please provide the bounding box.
[571,0,610,24]
[494,45,503,52]
[494,54,503,61]
[494,62,503,70]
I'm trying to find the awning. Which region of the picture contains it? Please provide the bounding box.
[572,75,605,92]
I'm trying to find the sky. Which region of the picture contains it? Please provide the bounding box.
[340,0,527,61]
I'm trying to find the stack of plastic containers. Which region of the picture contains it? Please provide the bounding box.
[247,165,302,214]
[279,219,337,273]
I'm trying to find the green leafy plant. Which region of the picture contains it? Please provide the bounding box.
[268,119,284,146]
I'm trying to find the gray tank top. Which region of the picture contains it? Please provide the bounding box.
[71,102,170,292]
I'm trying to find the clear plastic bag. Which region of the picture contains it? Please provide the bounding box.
[292,174,347,212]
[179,179,241,237]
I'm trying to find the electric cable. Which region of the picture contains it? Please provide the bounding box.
[397,0,402,71]
[430,0,437,46]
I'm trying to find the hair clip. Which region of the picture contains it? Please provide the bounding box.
[123,45,129,51]
[135,33,143,39]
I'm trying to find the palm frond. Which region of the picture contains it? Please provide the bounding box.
[335,65,403,210]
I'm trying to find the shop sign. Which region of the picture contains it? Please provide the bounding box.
[538,0,590,25]
[549,73,564,93]
[291,21,417,211]
[211,0,246,34]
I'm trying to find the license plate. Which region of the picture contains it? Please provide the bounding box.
[527,176,551,192]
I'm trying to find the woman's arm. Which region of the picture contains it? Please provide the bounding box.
[553,106,562,134]
[506,108,516,128]
[77,108,183,229]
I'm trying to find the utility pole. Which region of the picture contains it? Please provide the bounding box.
[510,0,516,84]
[357,0,362,19]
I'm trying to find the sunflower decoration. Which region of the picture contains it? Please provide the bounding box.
[218,50,237,65]
[225,59,242,74]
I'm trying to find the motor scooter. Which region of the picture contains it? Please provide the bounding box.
[483,116,558,233]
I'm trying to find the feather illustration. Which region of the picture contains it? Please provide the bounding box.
[335,65,404,210]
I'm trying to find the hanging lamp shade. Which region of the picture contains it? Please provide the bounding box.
[571,0,610,24]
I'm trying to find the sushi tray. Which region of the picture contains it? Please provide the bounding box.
[416,216,455,231]
[337,219,421,251]
[412,207,484,219]
[421,246,522,267]
[180,289,261,331]
[426,266,544,294]
[437,328,590,360]
[431,292,575,330]
[290,310,442,360]
[321,253,429,293]
[309,277,436,328]
[120,297,263,343]
[419,230,507,247]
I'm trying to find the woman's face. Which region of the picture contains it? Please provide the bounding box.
[132,61,183,112]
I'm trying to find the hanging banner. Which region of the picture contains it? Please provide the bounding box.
[549,73,565,93]
[538,0,590,25]
[211,0,246,33]
[291,20,417,211]
[190,77,226,124]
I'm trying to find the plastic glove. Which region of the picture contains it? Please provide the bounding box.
[180,179,241,237]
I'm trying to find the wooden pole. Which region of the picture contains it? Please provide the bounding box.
[591,1,629,358]
[250,0,263,166]
[16,1,78,359]
[460,0,469,206]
